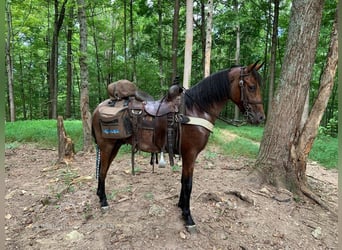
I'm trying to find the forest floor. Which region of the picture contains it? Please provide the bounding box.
[5,143,338,249]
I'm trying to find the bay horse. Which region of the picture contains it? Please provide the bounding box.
[91,61,265,230]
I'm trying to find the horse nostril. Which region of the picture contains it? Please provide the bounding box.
[259,114,265,122]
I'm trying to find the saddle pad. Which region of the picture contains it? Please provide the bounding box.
[182,116,214,132]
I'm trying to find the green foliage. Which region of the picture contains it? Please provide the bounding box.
[319,110,338,138]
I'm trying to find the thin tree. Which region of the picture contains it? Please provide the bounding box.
[233,0,240,121]
[48,0,68,119]
[129,0,136,82]
[5,0,15,121]
[157,0,164,89]
[255,0,336,211]
[204,0,213,78]
[171,0,180,82]
[90,4,104,104]
[183,0,194,89]
[77,0,93,152]
[267,0,279,117]
[65,5,74,119]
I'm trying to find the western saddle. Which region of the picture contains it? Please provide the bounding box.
[104,79,183,174]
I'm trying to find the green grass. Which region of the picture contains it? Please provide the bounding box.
[5,120,84,152]
[212,121,337,168]
[309,135,338,169]
[5,119,337,168]
[210,126,260,159]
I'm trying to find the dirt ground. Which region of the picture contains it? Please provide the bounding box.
[5,143,338,249]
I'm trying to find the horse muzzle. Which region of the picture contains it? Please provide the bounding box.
[246,111,265,124]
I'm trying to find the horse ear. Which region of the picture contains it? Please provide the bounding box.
[246,60,259,72]
[246,61,264,72]
[255,61,264,71]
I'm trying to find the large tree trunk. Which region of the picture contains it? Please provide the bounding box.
[6,0,15,122]
[204,0,213,78]
[183,0,194,89]
[171,0,180,82]
[255,0,325,193]
[78,0,93,153]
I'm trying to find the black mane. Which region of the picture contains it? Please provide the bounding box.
[185,68,231,111]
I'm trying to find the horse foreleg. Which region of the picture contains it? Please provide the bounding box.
[178,168,195,228]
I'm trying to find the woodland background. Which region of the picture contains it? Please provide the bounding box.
[5,0,338,139]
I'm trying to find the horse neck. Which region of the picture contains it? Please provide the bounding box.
[184,93,229,124]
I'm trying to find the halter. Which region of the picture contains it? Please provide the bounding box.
[239,67,262,119]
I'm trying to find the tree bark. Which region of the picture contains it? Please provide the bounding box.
[158,0,164,89]
[171,0,180,82]
[129,0,136,82]
[233,0,240,121]
[267,0,279,118]
[48,0,68,119]
[6,0,15,122]
[90,4,104,104]
[255,0,325,193]
[183,0,194,89]
[78,0,93,153]
[204,0,213,78]
[65,5,73,119]
[296,10,337,180]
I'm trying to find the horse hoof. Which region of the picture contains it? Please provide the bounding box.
[101,206,109,211]
[185,224,197,234]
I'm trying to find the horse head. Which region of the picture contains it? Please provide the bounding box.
[231,61,266,124]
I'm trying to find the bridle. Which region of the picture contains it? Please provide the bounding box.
[239,67,263,119]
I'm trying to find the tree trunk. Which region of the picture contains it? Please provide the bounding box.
[295,9,337,182]
[90,4,104,104]
[78,0,93,153]
[183,0,194,89]
[129,0,136,82]
[48,0,68,119]
[255,0,325,193]
[171,0,180,82]
[66,5,73,119]
[158,0,164,89]
[123,0,128,78]
[6,0,15,122]
[233,0,240,121]
[267,0,279,118]
[204,0,213,78]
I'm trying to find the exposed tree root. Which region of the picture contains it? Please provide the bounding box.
[300,184,337,221]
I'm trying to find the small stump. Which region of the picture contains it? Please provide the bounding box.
[57,116,75,164]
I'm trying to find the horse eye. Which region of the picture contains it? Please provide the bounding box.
[248,85,256,92]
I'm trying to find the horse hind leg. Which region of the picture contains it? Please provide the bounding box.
[96,143,121,209]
